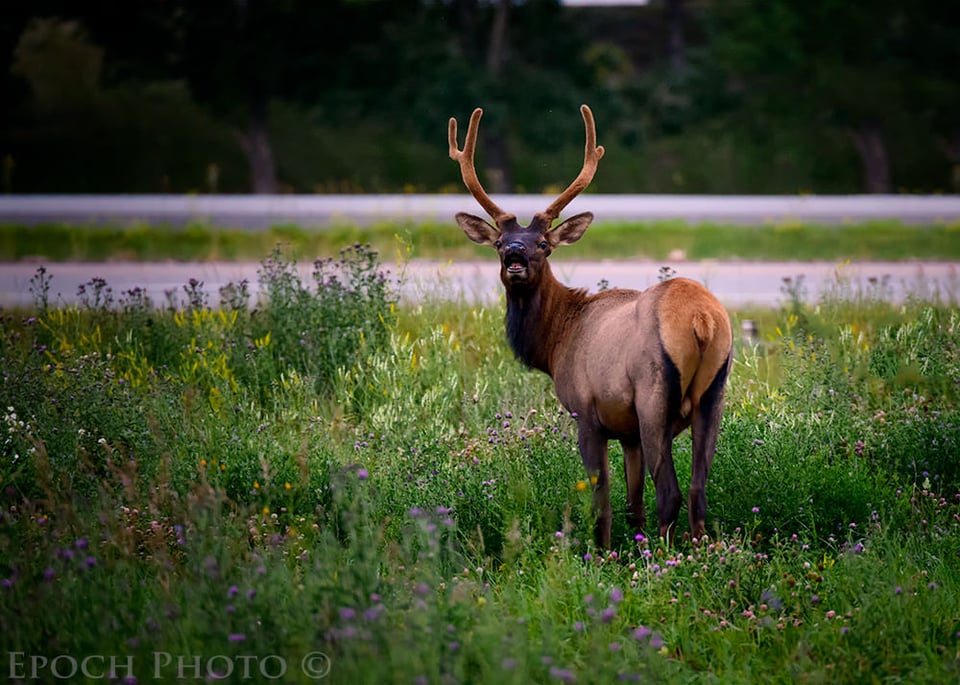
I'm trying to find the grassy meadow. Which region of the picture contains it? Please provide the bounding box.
[1,244,959,683]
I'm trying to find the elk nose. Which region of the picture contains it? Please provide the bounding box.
[506,241,526,254]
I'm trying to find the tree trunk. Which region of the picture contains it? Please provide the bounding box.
[665,0,686,76]
[484,0,513,194]
[938,131,960,193]
[850,122,891,194]
[239,100,277,194]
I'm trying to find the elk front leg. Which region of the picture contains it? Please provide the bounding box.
[620,439,646,534]
[578,425,611,549]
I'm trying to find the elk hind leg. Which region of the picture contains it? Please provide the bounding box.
[689,357,731,541]
[639,417,681,543]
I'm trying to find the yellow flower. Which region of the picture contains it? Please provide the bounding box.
[589,475,598,486]
[262,507,270,515]
[253,481,260,490]
[284,482,292,490]
[575,480,588,492]
[200,459,207,467]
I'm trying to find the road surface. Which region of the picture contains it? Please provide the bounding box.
[1,194,959,227]
[1,259,956,310]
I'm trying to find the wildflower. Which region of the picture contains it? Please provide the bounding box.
[575,481,588,492]
[583,553,593,562]
[247,588,256,600]
[340,607,356,621]
[501,658,517,671]
[573,621,585,633]
[548,666,575,683]
[610,587,624,604]
[601,607,616,624]
[228,585,239,597]
[284,482,291,490]
[633,625,651,641]
[44,567,55,581]
[228,633,246,643]
[825,610,836,620]
[609,642,622,652]
[357,468,369,480]
[555,531,564,538]
[751,507,760,514]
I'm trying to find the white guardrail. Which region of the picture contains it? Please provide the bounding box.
[0,194,958,227]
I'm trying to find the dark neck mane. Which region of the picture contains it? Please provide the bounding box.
[504,263,586,375]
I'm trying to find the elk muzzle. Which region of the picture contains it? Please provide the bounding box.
[502,242,529,280]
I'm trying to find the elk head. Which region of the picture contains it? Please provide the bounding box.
[448,105,604,290]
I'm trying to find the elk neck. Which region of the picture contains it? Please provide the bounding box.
[504,260,586,375]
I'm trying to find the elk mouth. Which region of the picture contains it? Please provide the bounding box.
[503,252,528,276]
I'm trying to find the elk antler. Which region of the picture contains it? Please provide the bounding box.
[537,104,605,225]
[449,108,515,225]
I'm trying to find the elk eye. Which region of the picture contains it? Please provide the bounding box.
[494,240,503,249]
[538,241,549,250]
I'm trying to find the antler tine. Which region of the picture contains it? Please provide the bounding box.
[538,104,605,224]
[448,108,515,225]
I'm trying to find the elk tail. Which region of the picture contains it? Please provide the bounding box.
[692,311,716,355]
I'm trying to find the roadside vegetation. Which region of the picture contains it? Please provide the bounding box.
[3,219,960,263]
[1,246,959,683]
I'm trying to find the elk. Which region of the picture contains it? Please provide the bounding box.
[448,105,733,547]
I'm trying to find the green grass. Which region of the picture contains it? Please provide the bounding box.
[1,248,960,683]
[3,218,960,262]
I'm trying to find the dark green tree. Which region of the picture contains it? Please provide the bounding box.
[693,0,960,193]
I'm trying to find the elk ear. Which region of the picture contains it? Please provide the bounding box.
[547,212,594,247]
[456,212,501,246]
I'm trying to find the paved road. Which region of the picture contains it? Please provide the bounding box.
[2,194,959,226]
[1,259,956,309]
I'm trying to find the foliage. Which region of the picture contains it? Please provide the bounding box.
[1,251,960,682]
[2,2,958,193]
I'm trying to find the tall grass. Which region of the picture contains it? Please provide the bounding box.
[1,250,959,683]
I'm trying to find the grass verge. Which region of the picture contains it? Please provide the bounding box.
[3,218,960,262]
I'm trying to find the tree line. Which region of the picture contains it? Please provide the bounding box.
[1,0,957,195]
